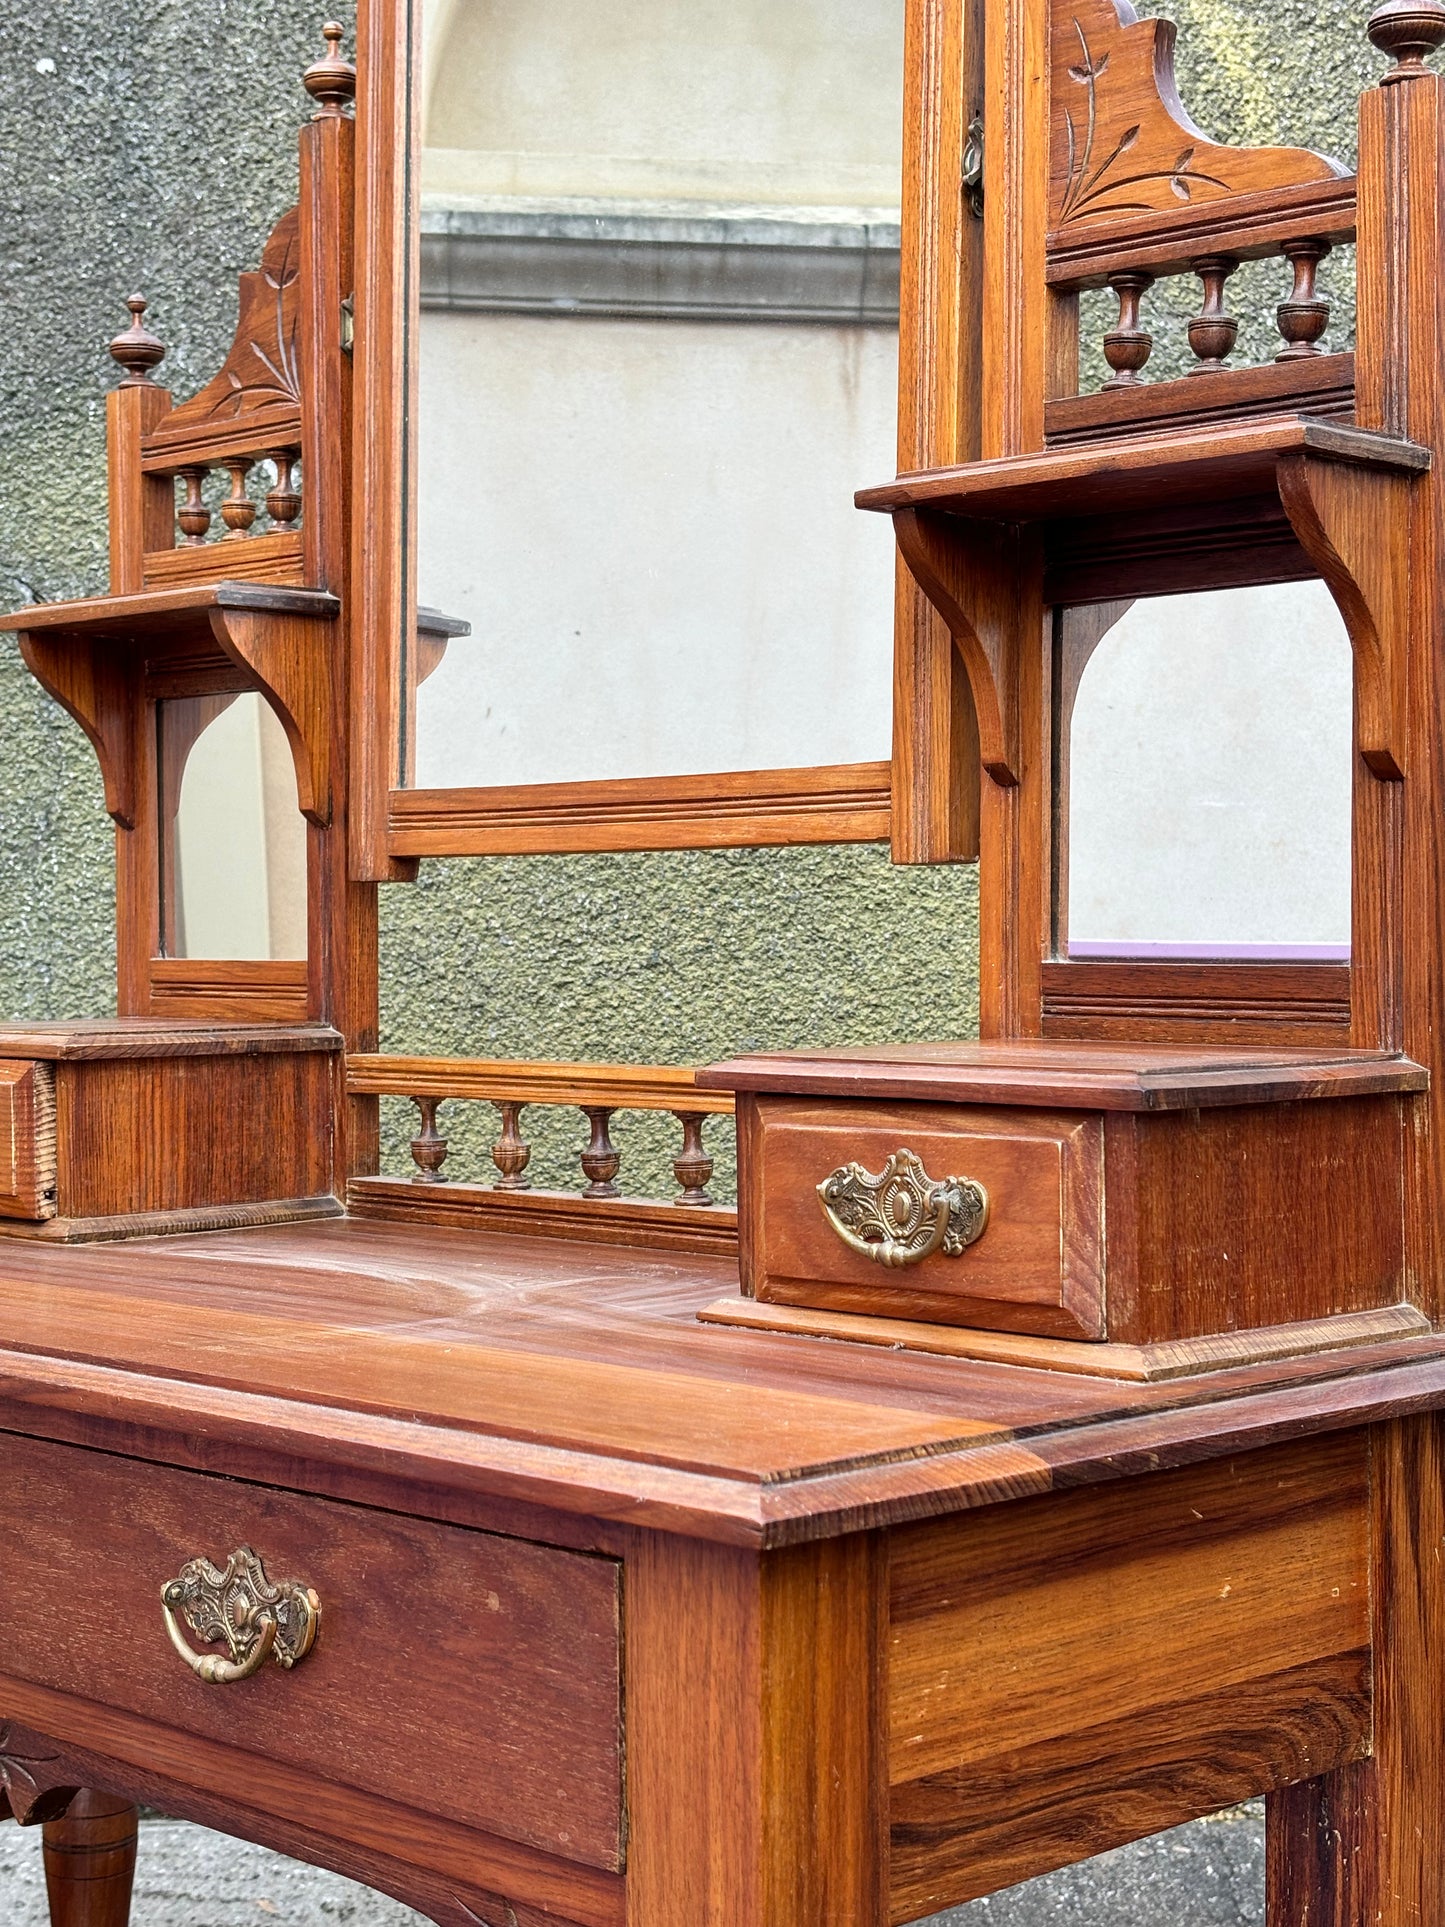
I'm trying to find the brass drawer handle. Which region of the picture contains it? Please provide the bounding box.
[818,1149,990,1269]
[161,1546,320,1685]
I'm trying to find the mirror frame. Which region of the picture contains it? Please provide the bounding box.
[348,0,908,877]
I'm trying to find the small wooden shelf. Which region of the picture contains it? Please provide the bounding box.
[0,579,339,830]
[856,417,1430,526]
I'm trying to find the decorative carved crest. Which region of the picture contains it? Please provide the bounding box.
[150,208,303,440]
[1051,0,1349,232]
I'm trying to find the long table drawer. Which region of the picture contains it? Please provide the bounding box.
[0,1434,623,1869]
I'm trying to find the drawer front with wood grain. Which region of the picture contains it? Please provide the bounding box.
[0,1060,55,1220]
[740,1096,1106,1338]
[0,1434,623,1870]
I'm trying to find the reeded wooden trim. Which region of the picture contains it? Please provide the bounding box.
[1040,960,1353,1041]
[149,959,310,1023]
[699,1297,1431,1381]
[347,1054,735,1114]
[0,1195,344,1245]
[385,763,892,856]
[348,1175,738,1256]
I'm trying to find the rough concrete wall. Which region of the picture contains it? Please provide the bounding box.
[0,0,1386,1137]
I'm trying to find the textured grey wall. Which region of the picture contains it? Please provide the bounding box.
[0,0,1386,1181]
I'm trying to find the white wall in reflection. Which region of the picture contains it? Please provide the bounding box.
[1067,580,1353,957]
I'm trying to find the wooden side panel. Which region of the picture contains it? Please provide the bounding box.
[744,1096,1105,1338]
[55,1051,336,1218]
[0,1061,56,1221]
[0,1434,623,1871]
[889,1436,1371,1921]
[1112,1096,1408,1346]
[626,1531,887,1927]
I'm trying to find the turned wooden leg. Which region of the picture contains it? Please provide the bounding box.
[41,1792,138,1927]
[1266,1414,1445,1926]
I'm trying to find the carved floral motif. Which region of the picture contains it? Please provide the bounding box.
[1049,0,1348,231]
[154,208,304,435]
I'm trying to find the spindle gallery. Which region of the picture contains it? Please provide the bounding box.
[3,2,1445,1925]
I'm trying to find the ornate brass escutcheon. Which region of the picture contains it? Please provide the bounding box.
[161,1546,320,1685]
[817,1148,990,1269]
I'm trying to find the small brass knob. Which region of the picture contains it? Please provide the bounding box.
[818,1149,989,1269]
[161,1547,320,1685]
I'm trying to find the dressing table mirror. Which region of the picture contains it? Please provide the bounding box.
[4,3,1445,1927]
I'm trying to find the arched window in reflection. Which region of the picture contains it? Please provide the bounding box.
[1058,580,1353,960]
[159,693,308,961]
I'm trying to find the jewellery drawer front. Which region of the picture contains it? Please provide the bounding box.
[739,1096,1105,1338]
[0,1433,623,1870]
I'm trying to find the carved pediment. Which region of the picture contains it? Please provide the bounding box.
[1051,0,1349,232]
[146,207,303,449]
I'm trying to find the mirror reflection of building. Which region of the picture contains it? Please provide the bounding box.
[413,0,905,789]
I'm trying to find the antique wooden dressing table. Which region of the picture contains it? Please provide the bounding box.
[7,1,1445,1923]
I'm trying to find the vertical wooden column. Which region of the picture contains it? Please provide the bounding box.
[626,1531,887,1927]
[299,89,380,1178]
[1354,34,1445,1318]
[106,382,173,595]
[41,1792,139,1927]
[1267,1417,1445,1926]
[892,0,986,867]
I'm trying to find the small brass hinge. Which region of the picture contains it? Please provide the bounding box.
[340,294,355,356]
[962,117,985,220]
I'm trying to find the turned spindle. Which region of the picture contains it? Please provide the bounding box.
[1101,272,1154,389]
[409,1096,449,1183]
[579,1107,621,1199]
[672,1112,715,1208]
[221,460,257,536]
[1369,0,1445,79]
[1187,256,1239,375]
[108,294,166,388]
[1275,240,1332,361]
[490,1101,532,1190]
[304,20,357,118]
[266,452,302,527]
[176,466,212,544]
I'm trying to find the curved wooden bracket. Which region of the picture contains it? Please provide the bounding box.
[893,509,1023,787]
[210,605,333,825]
[16,634,136,828]
[0,1725,82,1827]
[1277,451,1413,781]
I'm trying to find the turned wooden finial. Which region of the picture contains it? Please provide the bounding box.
[1369,0,1445,79]
[108,294,166,387]
[304,21,356,117]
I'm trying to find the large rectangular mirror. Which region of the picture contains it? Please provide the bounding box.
[361,0,906,857]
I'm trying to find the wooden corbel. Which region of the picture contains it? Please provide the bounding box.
[16,632,138,829]
[209,605,334,825]
[893,508,1024,788]
[1276,451,1413,781]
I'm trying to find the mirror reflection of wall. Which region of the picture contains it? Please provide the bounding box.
[161,694,309,962]
[413,0,905,789]
[1060,580,1353,960]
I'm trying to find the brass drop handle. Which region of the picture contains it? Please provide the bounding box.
[161,1546,320,1686]
[818,1148,990,1269]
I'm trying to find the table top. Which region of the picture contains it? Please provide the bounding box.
[0,1216,1441,1545]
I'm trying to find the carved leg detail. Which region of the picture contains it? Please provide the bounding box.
[42,1791,138,1927]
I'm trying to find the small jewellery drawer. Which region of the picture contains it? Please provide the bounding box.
[0,1434,623,1870]
[740,1097,1105,1338]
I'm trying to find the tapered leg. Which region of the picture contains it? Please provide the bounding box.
[41,1792,138,1927]
[1266,1415,1445,1926]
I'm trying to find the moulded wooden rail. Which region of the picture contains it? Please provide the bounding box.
[347,1055,738,1251]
